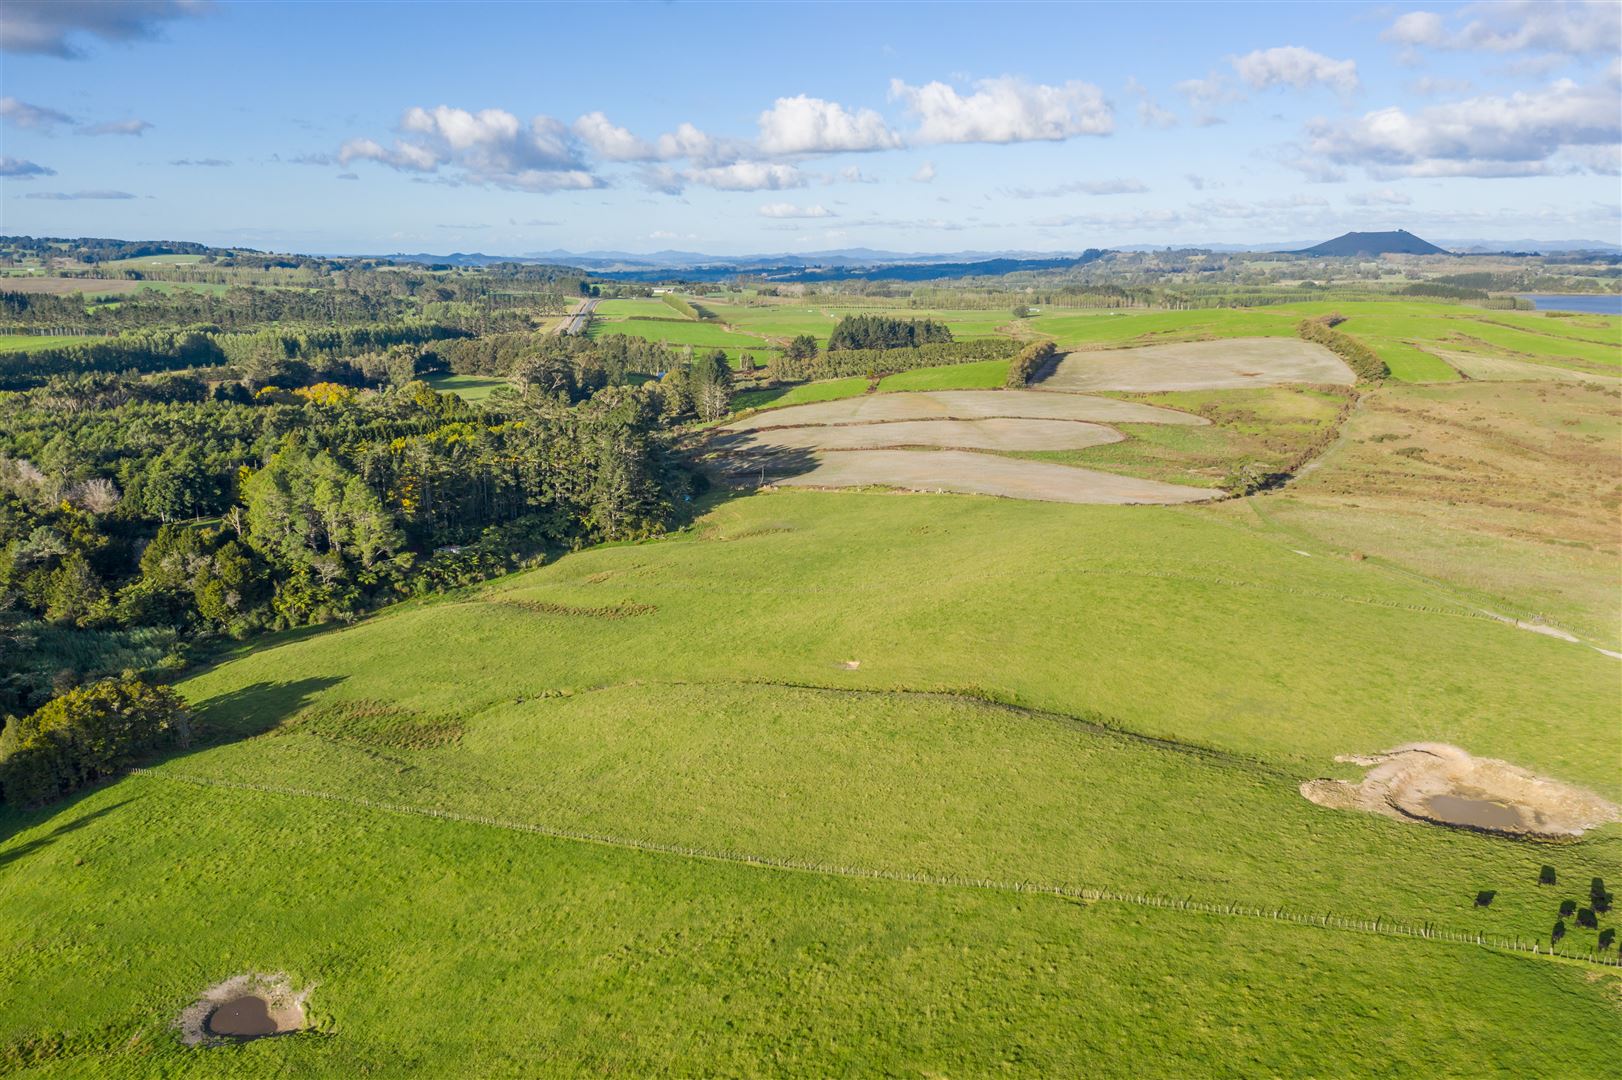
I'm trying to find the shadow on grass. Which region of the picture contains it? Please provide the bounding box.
[0,799,132,866]
[0,677,341,851]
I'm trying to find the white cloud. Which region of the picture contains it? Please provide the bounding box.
[757,95,901,154]
[0,156,55,177]
[77,118,152,136]
[0,96,74,130]
[688,161,804,190]
[1233,46,1359,95]
[24,189,137,200]
[1008,177,1148,198]
[1307,78,1622,178]
[1383,2,1620,56]
[758,202,833,218]
[340,104,602,191]
[838,165,877,183]
[1347,188,1413,206]
[642,160,806,193]
[1124,77,1177,129]
[890,76,1112,143]
[0,0,208,59]
[911,160,936,182]
[573,111,656,161]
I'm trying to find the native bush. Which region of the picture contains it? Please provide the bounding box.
[0,676,189,806]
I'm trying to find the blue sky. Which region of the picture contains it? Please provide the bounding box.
[2,1,1618,254]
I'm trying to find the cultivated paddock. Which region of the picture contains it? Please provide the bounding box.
[711,417,1124,455]
[729,389,1208,429]
[708,389,1215,504]
[765,449,1217,504]
[1039,337,1354,392]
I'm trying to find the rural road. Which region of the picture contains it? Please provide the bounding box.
[560,298,598,335]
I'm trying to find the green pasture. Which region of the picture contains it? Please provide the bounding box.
[876,358,1010,391]
[423,372,506,403]
[0,334,94,353]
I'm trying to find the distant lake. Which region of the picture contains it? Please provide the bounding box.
[1518,294,1622,315]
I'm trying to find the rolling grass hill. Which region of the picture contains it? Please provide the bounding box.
[3,473,1618,1074]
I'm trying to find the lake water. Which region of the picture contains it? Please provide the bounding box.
[1518,294,1622,315]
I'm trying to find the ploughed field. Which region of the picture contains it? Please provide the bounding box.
[3,304,1620,1076]
[705,339,1346,502]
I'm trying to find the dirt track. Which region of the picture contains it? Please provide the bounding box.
[767,449,1217,505]
[1040,338,1354,392]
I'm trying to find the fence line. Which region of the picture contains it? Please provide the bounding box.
[128,768,1621,969]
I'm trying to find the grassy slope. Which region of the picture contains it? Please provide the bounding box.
[0,334,90,353]
[6,780,1616,1078]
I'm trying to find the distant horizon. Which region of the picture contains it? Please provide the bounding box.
[2,1,1618,252]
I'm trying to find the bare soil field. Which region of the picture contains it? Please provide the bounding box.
[729,389,1208,430]
[1039,338,1354,392]
[711,418,1124,455]
[766,449,1219,504]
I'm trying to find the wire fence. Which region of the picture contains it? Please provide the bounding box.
[128,767,1621,969]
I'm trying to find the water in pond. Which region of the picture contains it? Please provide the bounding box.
[1518,294,1622,315]
[1425,794,1524,831]
[206,996,278,1038]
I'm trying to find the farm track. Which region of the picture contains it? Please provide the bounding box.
[125,765,1622,970]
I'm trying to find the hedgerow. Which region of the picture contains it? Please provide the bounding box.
[1297,316,1389,382]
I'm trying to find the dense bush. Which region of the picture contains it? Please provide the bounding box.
[1297,317,1389,382]
[773,338,1019,381]
[1005,340,1057,387]
[827,314,952,351]
[0,676,189,806]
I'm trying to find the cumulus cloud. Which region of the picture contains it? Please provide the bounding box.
[890,76,1112,143]
[24,189,137,200]
[1175,73,1244,121]
[0,0,208,58]
[1384,1,1620,56]
[911,160,937,182]
[758,202,833,218]
[641,160,806,194]
[838,165,877,183]
[0,95,74,130]
[340,105,602,192]
[756,95,901,154]
[1347,188,1414,206]
[0,96,74,130]
[1306,78,1621,178]
[572,111,656,161]
[0,156,55,177]
[1233,46,1360,94]
[1007,177,1148,198]
[78,118,153,136]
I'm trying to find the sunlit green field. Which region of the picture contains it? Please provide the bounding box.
[3,488,1618,1075]
[0,334,92,353]
[423,372,506,402]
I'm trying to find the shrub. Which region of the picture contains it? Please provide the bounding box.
[660,294,699,320]
[1591,878,1611,913]
[0,677,190,806]
[1297,317,1388,383]
[1473,890,1495,907]
[1576,907,1598,929]
[1539,865,1557,885]
[1560,899,1577,918]
[1600,929,1616,950]
[1005,340,1057,387]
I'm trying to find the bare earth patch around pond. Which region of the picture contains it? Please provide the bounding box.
[1301,743,1620,838]
[1039,338,1354,392]
[176,972,312,1046]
